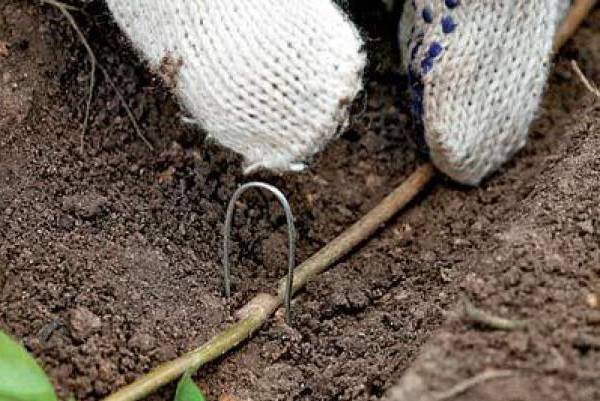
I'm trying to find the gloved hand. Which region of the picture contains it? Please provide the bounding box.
[105,0,365,173]
[400,0,570,184]
[105,0,570,185]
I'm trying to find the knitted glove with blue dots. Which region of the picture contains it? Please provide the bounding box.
[400,0,570,185]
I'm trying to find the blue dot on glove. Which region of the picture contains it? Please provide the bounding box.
[421,57,434,74]
[422,7,433,23]
[428,42,443,58]
[442,15,457,34]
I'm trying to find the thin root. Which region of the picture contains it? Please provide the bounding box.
[571,60,600,99]
[464,300,527,331]
[432,370,516,401]
[40,0,154,152]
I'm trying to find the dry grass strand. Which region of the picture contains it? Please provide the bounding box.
[40,0,154,152]
[571,60,600,99]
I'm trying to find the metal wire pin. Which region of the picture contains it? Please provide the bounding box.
[222,182,296,324]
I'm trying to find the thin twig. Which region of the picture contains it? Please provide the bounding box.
[40,0,94,153]
[40,0,154,152]
[103,163,436,401]
[40,0,80,12]
[96,62,154,150]
[463,300,527,331]
[432,370,516,401]
[553,0,598,52]
[571,60,600,99]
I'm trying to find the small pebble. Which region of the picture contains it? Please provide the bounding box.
[69,306,101,340]
[586,293,599,308]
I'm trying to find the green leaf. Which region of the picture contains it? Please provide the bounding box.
[174,371,206,401]
[0,330,58,401]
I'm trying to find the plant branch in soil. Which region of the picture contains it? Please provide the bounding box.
[102,2,593,400]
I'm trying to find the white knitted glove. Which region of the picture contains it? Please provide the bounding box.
[400,0,569,184]
[106,0,569,185]
[105,0,365,173]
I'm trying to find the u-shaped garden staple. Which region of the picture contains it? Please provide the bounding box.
[222,182,296,324]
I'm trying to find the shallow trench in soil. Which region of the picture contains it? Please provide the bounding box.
[1,2,599,401]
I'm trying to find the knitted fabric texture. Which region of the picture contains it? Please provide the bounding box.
[105,0,366,173]
[401,0,565,185]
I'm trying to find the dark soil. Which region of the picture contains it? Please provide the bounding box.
[386,96,600,401]
[1,1,599,401]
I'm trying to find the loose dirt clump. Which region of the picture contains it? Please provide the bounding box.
[156,55,184,90]
[1,1,599,401]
